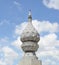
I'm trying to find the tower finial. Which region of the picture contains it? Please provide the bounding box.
[28,10,32,22]
[29,10,31,16]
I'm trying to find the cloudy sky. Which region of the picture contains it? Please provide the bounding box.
[0,0,59,65]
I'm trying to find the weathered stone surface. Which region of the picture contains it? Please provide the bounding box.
[20,21,40,43]
[20,11,40,52]
[21,41,39,52]
[18,11,42,65]
[19,55,42,65]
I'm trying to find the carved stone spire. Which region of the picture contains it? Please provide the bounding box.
[19,11,42,65]
[28,10,32,22]
[20,11,40,52]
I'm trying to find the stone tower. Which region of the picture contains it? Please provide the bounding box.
[18,11,42,65]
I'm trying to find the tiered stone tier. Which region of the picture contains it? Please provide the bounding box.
[20,11,40,52]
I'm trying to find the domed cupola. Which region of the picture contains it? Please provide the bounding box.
[19,11,42,65]
[20,11,40,42]
[20,11,40,52]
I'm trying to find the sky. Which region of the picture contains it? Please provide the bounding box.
[0,0,59,65]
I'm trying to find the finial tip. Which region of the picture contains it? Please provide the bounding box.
[29,10,31,16]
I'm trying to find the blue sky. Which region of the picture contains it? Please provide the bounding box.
[0,0,59,65]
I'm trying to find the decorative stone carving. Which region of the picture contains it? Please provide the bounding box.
[20,22,40,43]
[21,41,39,52]
[18,11,42,65]
[20,11,40,52]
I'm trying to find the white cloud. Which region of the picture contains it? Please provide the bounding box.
[43,0,59,10]
[0,46,18,65]
[13,1,22,10]
[15,22,27,36]
[0,37,8,43]
[14,20,59,36]
[36,33,59,64]
[42,59,57,65]
[36,33,59,65]
[14,1,20,6]
[39,33,59,47]
[32,20,59,33]
[0,37,9,47]
[12,37,22,49]
[0,61,6,65]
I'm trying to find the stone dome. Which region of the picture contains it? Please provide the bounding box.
[20,11,40,43]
